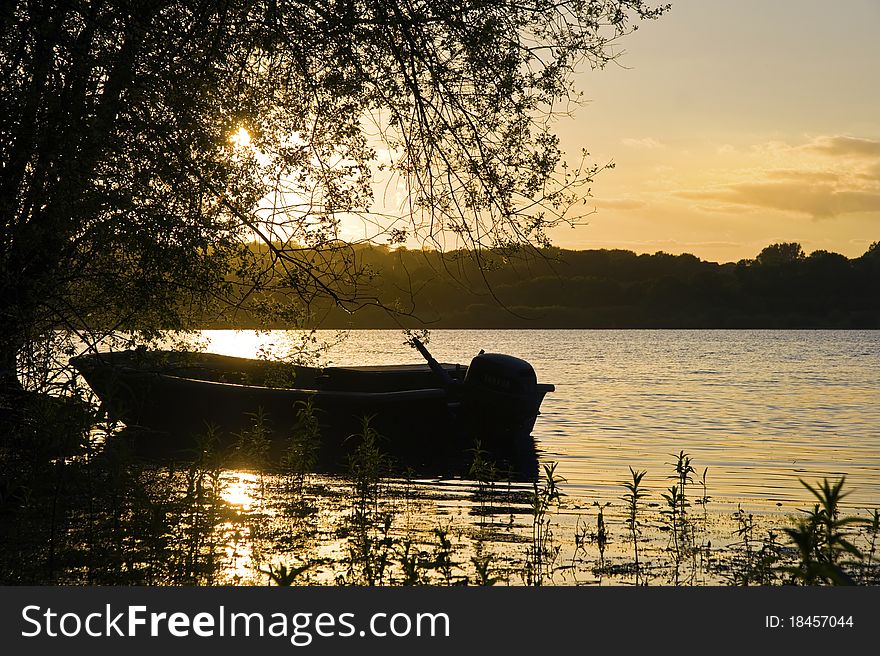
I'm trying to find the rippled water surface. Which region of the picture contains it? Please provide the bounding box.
[201,329,880,510]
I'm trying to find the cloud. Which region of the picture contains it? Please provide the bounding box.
[857,160,880,182]
[692,203,758,214]
[678,182,880,218]
[621,137,664,149]
[764,169,841,183]
[803,135,880,158]
[593,198,647,210]
[588,239,744,252]
[674,135,880,218]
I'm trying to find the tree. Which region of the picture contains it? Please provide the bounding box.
[755,242,805,266]
[1,0,668,390]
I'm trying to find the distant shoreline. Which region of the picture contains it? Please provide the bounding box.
[183,244,880,331]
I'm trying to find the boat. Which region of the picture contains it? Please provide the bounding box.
[70,341,554,479]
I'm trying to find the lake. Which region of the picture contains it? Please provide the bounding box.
[200,328,880,510]
[45,327,877,585]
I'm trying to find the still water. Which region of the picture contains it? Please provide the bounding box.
[201,328,880,510]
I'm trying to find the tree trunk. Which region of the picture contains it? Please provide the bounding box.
[0,336,23,394]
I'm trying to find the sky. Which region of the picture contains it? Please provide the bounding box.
[544,0,880,262]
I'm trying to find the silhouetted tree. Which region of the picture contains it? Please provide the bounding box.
[0,0,668,390]
[756,242,805,266]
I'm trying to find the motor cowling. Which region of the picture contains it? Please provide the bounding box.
[462,353,539,438]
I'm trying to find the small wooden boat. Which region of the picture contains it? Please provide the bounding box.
[70,343,554,479]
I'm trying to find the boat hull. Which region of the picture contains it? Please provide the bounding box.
[71,350,552,480]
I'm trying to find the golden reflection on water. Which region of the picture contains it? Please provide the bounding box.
[221,471,260,511]
[201,330,277,360]
[221,521,254,584]
[218,471,262,584]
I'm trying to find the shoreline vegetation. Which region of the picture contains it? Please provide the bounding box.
[183,242,880,330]
[1,397,877,586]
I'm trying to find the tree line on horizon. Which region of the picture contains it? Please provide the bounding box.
[197,241,880,330]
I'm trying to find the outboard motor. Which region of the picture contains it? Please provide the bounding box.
[409,338,544,479]
[462,352,540,441]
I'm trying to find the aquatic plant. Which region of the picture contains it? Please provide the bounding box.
[526,461,565,586]
[470,541,499,586]
[396,538,427,586]
[430,524,457,585]
[468,439,500,521]
[8,402,880,590]
[725,505,782,586]
[233,408,272,479]
[661,484,683,581]
[345,511,395,586]
[261,561,314,586]
[860,509,879,584]
[697,467,711,520]
[281,399,322,497]
[782,477,865,585]
[347,415,389,521]
[468,439,498,493]
[622,467,648,584]
[670,450,695,523]
[661,451,706,583]
[343,416,395,585]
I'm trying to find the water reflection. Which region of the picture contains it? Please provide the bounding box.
[200,330,275,360]
[221,471,260,511]
[217,471,263,584]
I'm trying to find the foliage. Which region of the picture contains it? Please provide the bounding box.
[0,0,668,391]
[5,430,880,586]
[261,561,315,586]
[343,416,394,585]
[756,242,805,266]
[781,477,866,585]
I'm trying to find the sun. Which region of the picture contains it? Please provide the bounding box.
[229,126,252,148]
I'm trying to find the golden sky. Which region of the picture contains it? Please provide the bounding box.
[546,0,880,262]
